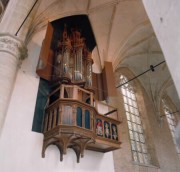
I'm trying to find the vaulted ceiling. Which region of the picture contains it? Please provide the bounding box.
[28,0,180,111]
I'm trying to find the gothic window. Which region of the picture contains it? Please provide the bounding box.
[162,99,180,157]
[0,0,9,19]
[119,75,151,165]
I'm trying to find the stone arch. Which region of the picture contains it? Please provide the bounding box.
[26,11,89,44]
[113,21,153,69]
[115,66,159,166]
[42,137,64,158]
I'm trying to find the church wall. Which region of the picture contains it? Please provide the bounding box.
[142,0,180,98]
[0,30,115,172]
[1,1,180,171]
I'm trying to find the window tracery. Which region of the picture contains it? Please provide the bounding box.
[162,99,180,158]
[120,75,151,165]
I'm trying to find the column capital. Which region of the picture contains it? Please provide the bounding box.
[0,33,27,60]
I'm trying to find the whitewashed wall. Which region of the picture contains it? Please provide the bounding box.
[0,30,115,172]
[142,0,180,98]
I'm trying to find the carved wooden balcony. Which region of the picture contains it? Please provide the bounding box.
[42,84,121,162]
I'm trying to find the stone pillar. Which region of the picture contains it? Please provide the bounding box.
[0,0,38,137]
[0,34,26,136]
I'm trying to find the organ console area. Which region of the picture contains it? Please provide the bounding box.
[36,19,121,163]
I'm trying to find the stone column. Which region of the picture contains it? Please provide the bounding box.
[0,0,38,137]
[0,33,26,136]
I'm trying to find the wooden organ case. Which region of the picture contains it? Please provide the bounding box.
[36,22,121,163]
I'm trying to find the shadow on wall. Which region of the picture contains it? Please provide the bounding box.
[32,78,50,133]
[45,145,107,171]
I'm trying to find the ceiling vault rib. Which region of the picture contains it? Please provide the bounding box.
[88,0,141,14]
[26,9,89,43]
[87,16,103,71]
[86,0,91,11]
[118,0,141,2]
[26,0,62,42]
[96,42,103,71]
[113,33,155,68]
[88,0,118,14]
[15,0,38,36]
[122,51,163,60]
[116,60,166,88]
[32,0,60,25]
[106,4,117,61]
[112,20,151,69]
[120,33,155,57]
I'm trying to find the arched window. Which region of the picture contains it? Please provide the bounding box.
[162,99,180,157]
[119,75,151,165]
[85,110,90,129]
[77,107,82,127]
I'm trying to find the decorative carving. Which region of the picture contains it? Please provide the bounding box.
[96,119,103,136]
[0,34,27,60]
[41,85,121,163]
[18,46,28,60]
[104,121,111,139]
[42,130,95,163]
[112,124,118,140]
[50,25,93,88]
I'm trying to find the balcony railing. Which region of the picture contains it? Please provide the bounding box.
[42,84,121,162]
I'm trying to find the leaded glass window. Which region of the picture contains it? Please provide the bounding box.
[120,75,151,165]
[162,99,180,157]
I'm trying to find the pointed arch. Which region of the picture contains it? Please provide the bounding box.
[161,96,180,157]
[115,67,159,166]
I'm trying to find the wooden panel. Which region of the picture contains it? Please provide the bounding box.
[92,73,98,99]
[97,73,104,100]
[92,72,104,100]
[102,61,116,98]
[36,22,54,81]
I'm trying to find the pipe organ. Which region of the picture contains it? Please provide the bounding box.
[52,25,93,89]
[36,22,121,163]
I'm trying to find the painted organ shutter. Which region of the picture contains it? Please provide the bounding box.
[32,78,50,133]
[36,22,54,81]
